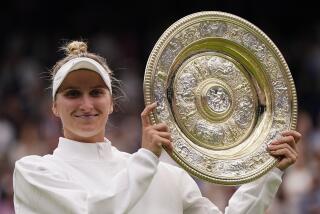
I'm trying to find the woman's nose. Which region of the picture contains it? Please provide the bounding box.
[79,95,94,111]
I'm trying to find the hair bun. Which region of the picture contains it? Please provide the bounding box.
[65,41,88,56]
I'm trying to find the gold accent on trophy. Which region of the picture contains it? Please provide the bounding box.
[143,11,297,185]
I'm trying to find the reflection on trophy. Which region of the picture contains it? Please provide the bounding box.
[144,11,297,185]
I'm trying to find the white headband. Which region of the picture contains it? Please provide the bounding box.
[52,57,112,98]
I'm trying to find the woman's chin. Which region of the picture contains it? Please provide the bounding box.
[63,123,106,142]
[79,129,100,137]
[73,127,103,139]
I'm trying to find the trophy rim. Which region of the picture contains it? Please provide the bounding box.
[143,11,297,185]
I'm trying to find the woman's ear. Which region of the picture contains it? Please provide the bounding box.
[108,103,113,115]
[107,96,114,115]
[52,102,60,117]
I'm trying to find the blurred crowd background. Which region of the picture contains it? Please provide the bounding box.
[1,0,320,213]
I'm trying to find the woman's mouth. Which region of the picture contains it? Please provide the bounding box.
[74,114,99,119]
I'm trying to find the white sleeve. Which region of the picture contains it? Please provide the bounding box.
[225,168,283,214]
[13,148,159,214]
[181,170,223,214]
[182,168,283,214]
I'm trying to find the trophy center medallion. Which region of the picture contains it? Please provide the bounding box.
[206,85,231,114]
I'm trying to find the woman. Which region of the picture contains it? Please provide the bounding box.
[13,41,300,214]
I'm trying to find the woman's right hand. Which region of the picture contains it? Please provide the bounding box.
[141,102,173,157]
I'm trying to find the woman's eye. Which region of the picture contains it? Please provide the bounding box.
[90,89,104,97]
[64,90,81,98]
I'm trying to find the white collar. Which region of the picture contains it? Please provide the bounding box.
[53,137,113,161]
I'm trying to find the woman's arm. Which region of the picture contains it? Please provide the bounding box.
[182,130,301,214]
[14,148,158,214]
[181,168,282,214]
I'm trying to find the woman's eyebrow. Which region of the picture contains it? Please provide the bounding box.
[91,85,108,89]
[59,86,80,91]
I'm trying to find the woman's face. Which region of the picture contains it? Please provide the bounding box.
[52,69,113,143]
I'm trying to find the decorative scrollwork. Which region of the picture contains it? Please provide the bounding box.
[144,11,297,185]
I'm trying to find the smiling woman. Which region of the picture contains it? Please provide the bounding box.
[12,40,301,214]
[53,70,113,143]
[51,42,114,143]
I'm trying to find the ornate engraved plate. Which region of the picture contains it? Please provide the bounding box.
[143,11,297,185]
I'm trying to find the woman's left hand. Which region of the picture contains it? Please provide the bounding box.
[268,130,302,171]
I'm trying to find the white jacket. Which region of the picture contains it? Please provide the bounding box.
[13,137,283,214]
